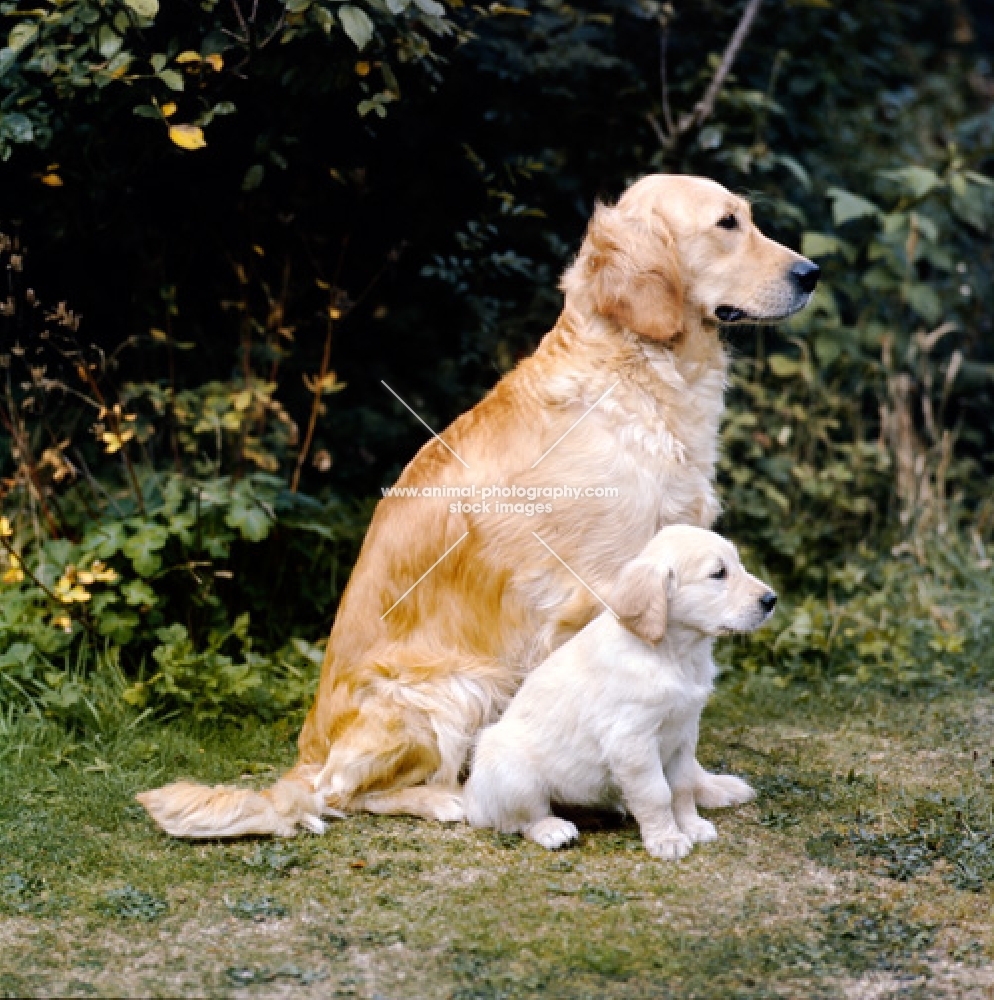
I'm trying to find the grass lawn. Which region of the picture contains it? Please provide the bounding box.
[2,678,993,999]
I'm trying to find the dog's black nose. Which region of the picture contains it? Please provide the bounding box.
[759,591,777,614]
[790,260,820,295]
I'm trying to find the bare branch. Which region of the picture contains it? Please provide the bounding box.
[651,0,765,151]
[687,0,764,133]
[658,20,676,138]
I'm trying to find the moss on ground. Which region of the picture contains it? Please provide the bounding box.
[2,680,993,998]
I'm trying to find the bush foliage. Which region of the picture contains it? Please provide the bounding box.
[1,0,992,721]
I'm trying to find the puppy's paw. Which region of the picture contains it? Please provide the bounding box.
[525,817,579,850]
[695,773,755,810]
[643,831,693,861]
[679,815,717,844]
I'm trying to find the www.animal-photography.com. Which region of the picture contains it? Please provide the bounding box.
[1,2,993,997]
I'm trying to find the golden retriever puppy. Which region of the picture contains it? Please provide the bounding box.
[138,174,817,839]
[464,526,776,858]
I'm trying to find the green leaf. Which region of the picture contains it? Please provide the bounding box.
[827,188,881,226]
[414,0,446,14]
[904,283,941,325]
[121,579,157,607]
[768,355,801,378]
[98,26,124,60]
[385,0,411,11]
[242,164,265,191]
[878,166,941,200]
[225,492,273,542]
[801,232,853,261]
[158,69,184,92]
[1,113,34,144]
[124,0,160,18]
[123,524,170,577]
[339,6,376,50]
[8,24,38,53]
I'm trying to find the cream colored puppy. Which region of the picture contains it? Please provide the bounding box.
[464,526,775,859]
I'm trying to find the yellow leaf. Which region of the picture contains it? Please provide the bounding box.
[150,327,169,342]
[101,428,135,454]
[40,173,63,187]
[355,61,371,76]
[52,614,73,632]
[89,560,118,583]
[205,52,223,71]
[161,101,177,117]
[176,50,201,63]
[168,124,206,150]
[0,516,12,538]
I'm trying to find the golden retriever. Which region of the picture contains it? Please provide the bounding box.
[138,173,818,838]
[464,525,776,858]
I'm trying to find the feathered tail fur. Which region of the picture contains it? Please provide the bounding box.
[136,771,339,839]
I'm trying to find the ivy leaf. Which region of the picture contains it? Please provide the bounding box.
[827,188,881,226]
[123,525,170,577]
[226,491,273,542]
[339,6,375,50]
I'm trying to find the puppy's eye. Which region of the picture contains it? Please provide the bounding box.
[717,214,738,231]
[710,566,727,580]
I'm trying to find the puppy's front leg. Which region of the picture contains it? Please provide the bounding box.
[690,757,755,810]
[666,744,717,845]
[611,747,692,860]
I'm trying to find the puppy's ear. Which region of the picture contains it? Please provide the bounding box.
[611,560,671,644]
[582,203,684,342]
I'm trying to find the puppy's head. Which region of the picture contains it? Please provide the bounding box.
[612,525,776,644]
[562,174,819,340]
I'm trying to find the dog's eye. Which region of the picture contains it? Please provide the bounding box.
[717,214,738,231]
[710,566,727,580]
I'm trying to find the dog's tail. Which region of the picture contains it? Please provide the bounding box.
[136,768,339,839]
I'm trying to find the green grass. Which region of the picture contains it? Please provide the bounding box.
[1,680,993,998]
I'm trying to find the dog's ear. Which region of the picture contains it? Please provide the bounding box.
[611,559,672,644]
[581,203,684,342]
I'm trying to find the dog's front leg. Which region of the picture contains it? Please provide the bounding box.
[690,757,755,810]
[666,744,718,845]
[610,746,692,860]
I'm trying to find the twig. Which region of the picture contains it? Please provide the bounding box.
[658,19,676,138]
[291,300,337,494]
[652,0,765,150]
[686,0,764,133]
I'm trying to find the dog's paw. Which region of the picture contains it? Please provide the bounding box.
[643,831,693,861]
[525,817,579,850]
[426,790,465,824]
[695,773,755,810]
[679,815,718,844]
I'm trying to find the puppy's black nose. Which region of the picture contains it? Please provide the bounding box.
[759,591,777,614]
[791,260,820,295]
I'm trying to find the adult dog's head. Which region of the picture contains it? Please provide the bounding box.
[561,174,819,342]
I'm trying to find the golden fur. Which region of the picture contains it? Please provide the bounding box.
[138,174,816,838]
